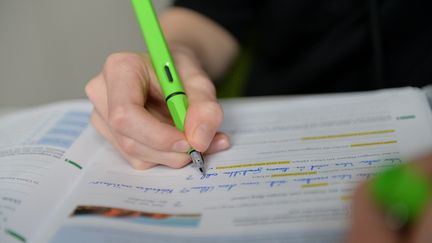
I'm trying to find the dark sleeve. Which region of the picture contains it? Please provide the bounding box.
[173,0,258,43]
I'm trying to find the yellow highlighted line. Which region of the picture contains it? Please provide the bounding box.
[216,161,290,170]
[272,171,317,177]
[302,129,395,140]
[301,183,328,188]
[341,195,353,201]
[351,140,397,147]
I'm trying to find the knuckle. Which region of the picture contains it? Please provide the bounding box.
[108,106,130,132]
[190,76,216,93]
[200,101,224,122]
[187,71,208,83]
[104,53,144,75]
[186,72,216,93]
[118,137,136,155]
[105,52,139,67]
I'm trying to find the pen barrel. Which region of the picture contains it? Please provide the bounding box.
[131,0,185,98]
[166,94,188,131]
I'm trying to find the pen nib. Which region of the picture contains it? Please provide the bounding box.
[190,150,205,176]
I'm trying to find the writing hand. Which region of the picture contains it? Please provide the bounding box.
[86,51,230,169]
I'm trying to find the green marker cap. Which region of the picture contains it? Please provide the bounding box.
[371,165,431,225]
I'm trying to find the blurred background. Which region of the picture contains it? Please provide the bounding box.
[0,0,173,107]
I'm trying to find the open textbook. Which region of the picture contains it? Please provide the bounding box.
[1,87,432,243]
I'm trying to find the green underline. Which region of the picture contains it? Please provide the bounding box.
[5,228,26,242]
[65,158,82,170]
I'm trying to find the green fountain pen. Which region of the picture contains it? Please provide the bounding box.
[131,0,205,175]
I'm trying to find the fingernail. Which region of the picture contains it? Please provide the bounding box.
[215,138,230,151]
[172,140,190,153]
[193,124,213,149]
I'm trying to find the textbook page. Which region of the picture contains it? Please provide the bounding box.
[36,87,432,243]
[0,101,97,243]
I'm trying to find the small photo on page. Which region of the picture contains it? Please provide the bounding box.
[70,205,201,228]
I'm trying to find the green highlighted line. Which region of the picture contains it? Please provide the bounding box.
[5,228,26,242]
[65,158,82,170]
[397,115,416,120]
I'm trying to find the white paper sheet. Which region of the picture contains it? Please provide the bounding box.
[30,88,432,243]
[0,101,96,243]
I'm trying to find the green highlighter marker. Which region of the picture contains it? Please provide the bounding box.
[371,165,431,227]
[131,0,205,175]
